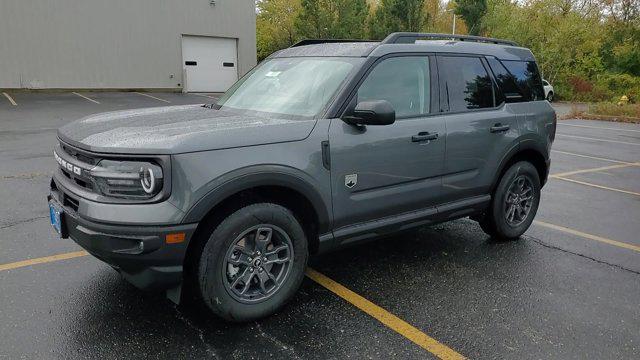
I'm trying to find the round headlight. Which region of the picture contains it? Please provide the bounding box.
[140,167,156,194]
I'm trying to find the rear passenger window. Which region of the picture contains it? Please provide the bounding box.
[357,56,430,118]
[488,57,545,102]
[439,56,494,111]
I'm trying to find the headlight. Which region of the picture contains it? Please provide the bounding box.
[90,160,163,200]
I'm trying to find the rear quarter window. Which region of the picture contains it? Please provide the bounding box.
[487,57,545,103]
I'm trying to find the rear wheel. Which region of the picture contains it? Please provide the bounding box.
[479,161,541,241]
[196,203,308,322]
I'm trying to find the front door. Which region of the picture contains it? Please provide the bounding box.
[329,55,446,230]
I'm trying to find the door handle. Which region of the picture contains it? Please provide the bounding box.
[412,132,439,142]
[490,123,510,133]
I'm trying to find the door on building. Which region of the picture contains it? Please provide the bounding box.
[182,35,238,92]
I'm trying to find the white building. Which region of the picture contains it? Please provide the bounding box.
[0,0,257,92]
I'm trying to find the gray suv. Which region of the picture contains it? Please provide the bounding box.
[48,33,556,321]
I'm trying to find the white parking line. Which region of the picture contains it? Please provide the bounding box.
[558,123,640,133]
[550,150,634,165]
[135,92,171,103]
[556,133,640,146]
[2,92,17,106]
[192,93,218,99]
[72,92,100,104]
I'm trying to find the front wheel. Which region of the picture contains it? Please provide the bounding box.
[546,92,554,102]
[479,161,541,241]
[196,203,308,322]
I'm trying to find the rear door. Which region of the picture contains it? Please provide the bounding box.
[437,55,519,201]
[329,55,446,230]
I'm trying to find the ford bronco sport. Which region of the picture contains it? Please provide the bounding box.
[48,33,556,321]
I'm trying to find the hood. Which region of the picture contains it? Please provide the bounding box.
[57,105,317,154]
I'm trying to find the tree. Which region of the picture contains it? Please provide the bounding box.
[256,0,303,60]
[295,0,369,39]
[368,0,427,39]
[454,0,487,35]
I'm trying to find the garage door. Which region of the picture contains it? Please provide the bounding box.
[182,36,238,92]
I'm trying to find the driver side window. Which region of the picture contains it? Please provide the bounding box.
[357,56,430,118]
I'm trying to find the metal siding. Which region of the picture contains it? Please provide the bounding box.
[0,0,256,89]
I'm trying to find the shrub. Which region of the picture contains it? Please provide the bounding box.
[589,102,640,119]
[594,74,640,103]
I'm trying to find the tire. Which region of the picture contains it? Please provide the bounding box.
[196,203,308,322]
[479,161,541,241]
[546,92,554,102]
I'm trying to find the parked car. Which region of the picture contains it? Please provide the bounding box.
[48,32,556,322]
[543,79,554,101]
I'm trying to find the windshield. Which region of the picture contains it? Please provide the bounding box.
[216,57,363,119]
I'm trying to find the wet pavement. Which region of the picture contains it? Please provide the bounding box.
[1,92,639,359]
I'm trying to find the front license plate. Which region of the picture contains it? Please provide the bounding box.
[49,201,63,236]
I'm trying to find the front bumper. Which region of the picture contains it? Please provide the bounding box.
[48,187,197,294]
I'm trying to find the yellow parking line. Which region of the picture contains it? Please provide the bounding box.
[306,268,465,360]
[72,92,100,104]
[556,134,640,146]
[2,92,17,106]
[550,176,640,197]
[2,251,465,359]
[135,92,171,103]
[534,221,640,253]
[558,123,640,133]
[0,251,88,272]
[551,162,640,177]
[551,150,634,165]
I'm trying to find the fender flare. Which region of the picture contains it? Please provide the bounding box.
[181,165,331,234]
[491,138,550,191]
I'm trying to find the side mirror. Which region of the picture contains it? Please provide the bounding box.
[343,100,395,126]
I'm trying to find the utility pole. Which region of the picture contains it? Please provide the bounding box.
[446,9,456,35]
[452,13,456,35]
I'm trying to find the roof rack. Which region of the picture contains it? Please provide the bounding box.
[381,32,518,47]
[290,39,375,48]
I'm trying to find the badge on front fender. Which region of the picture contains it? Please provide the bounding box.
[345,174,357,189]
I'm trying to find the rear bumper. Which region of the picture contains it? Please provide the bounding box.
[48,190,197,293]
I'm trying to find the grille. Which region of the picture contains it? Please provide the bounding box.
[55,141,100,194]
[61,143,99,166]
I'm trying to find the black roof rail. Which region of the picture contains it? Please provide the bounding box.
[290,39,375,47]
[381,32,518,47]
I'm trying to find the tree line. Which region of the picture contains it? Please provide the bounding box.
[257,0,640,102]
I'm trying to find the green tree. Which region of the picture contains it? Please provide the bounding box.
[454,0,487,35]
[368,0,427,39]
[256,0,303,60]
[295,0,369,39]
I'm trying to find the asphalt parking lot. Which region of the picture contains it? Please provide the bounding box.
[1,92,639,359]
